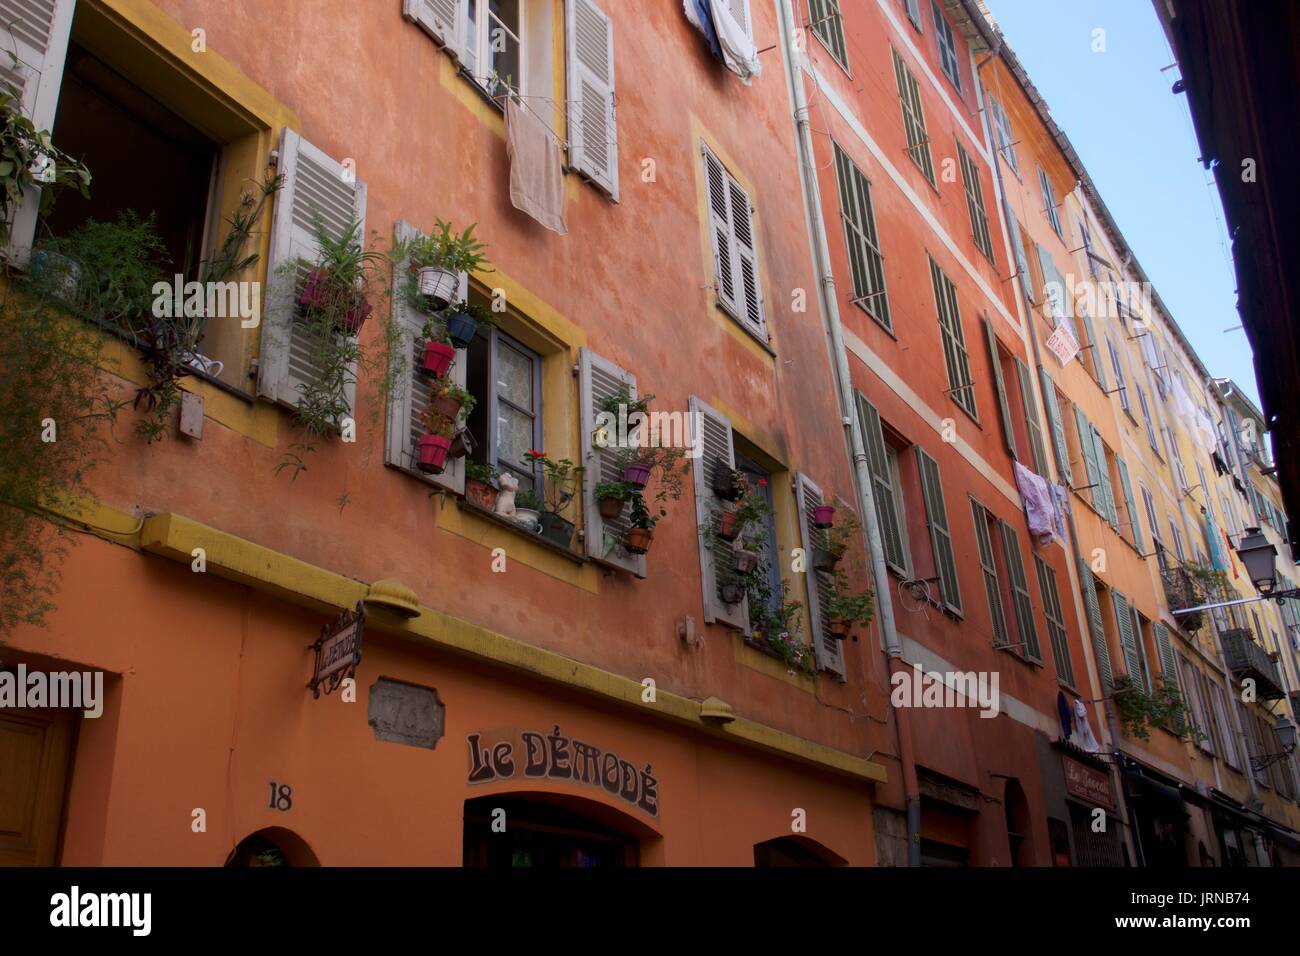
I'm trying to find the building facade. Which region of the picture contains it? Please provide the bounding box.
[1,0,1295,867]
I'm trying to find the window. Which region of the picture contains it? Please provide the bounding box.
[1076,215,1099,279]
[857,394,910,574]
[957,144,994,262]
[1014,357,1050,476]
[1035,244,1074,338]
[916,447,962,614]
[1168,518,1186,562]
[1113,591,1149,692]
[1137,386,1160,455]
[1071,405,1116,524]
[1037,166,1062,238]
[1115,456,1143,551]
[1076,309,1108,390]
[987,96,1019,175]
[929,257,977,420]
[810,0,849,69]
[999,515,1041,661]
[833,142,890,330]
[931,1,961,91]
[566,0,619,198]
[904,0,923,31]
[465,0,524,95]
[738,453,782,618]
[703,145,766,339]
[1206,680,1240,769]
[1177,654,1211,753]
[1035,555,1076,686]
[1041,372,1073,485]
[466,327,543,492]
[892,48,935,185]
[970,499,1010,648]
[1141,486,1164,562]
[982,318,1016,458]
[1107,339,1131,414]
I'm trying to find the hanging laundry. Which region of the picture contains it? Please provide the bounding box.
[506,95,568,236]
[709,0,761,83]
[1205,507,1229,571]
[1051,483,1071,543]
[683,0,723,61]
[1057,691,1074,740]
[1014,461,1055,544]
[1073,699,1100,753]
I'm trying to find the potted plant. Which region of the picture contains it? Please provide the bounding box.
[444,301,499,350]
[812,504,835,529]
[408,219,490,311]
[465,460,499,510]
[718,476,770,542]
[416,406,455,473]
[594,480,634,520]
[420,318,457,377]
[711,458,742,501]
[429,376,475,425]
[625,493,666,555]
[525,450,581,549]
[514,488,543,533]
[825,569,874,641]
[296,216,379,334]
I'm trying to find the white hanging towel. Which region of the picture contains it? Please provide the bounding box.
[1073,698,1100,753]
[709,0,761,84]
[506,96,568,236]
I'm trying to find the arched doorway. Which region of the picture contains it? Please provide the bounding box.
[753,836,847,867]
[224,827,320,867]
[463,794,649,867]
[1003,778,1034,866]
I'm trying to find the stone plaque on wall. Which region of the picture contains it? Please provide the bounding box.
[368,678,444,749]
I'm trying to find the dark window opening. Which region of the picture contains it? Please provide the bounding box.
[463,796,639,867]
[753,837,833,867]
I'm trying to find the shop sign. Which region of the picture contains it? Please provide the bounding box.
[308,603,364,699]
[467,725,659,818]
[1063,753,1115,810]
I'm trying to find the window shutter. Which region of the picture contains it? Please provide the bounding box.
[567,0,619,199]
[0,0,75,262]
[1154,622,1179,694]
[971,502,1008,647]
[916,447,961,614]
[1010,219,1035,304]
[999,519,1041,662]
[580,348,645,576]
[856,393,907,572]
[259,128,368,415]
[1090,426,1118,527]
[1073,405,1099,501]
[1014,358,1049,476]
[703,147,737,317]
[1039,368,1071,484]
[1035,555,1075,686]
[727,175,765,336]
[1113,589,1143,689]
[1079,562,1112,694]
[983,316,1017,459]
[703,146,764,337]
[795,472,844,677]
[689,396,748,630]
[386,221,466,495]
[1078,312,1108,389]
[402,0,465,60]
[1116,455,1142,551]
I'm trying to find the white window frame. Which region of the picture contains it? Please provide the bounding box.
[465,0,527,97]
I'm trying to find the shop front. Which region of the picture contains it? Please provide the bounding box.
[1122,760,1192,868]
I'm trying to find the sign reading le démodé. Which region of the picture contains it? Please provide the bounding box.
[467,725,660,818]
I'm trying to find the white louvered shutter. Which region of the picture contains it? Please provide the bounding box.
[566,0,618,199]
[1,0,75,262]
[259,128,368,416]
[402,0,465,61]
[386,221,465,494]
[796,472,844,677]
[690,396,748,629]
[703,145,765,337]
[580,348,644,576]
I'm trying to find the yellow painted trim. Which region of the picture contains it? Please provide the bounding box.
[435,498,601,592]
[40,492,144,550]
[735,638,815,690]
[136,510,887,784]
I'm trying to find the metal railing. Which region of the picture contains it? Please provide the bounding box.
[1220,627,1286,700]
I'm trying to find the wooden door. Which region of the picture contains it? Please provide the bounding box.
[0,707,74,866]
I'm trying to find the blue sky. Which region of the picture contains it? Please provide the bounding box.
[986,0,1257,406]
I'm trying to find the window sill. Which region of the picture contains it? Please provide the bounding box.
[456,498,586,565]
[741,634,817,681]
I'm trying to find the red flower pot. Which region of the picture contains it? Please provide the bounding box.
[598,495,627,520]
[718,510,741,541]
[812,505,835,529]
[623,461,653,488]
[416,434,452,473]
[422,341,456,376]
[828,618,851,641]
[625,527,654,554]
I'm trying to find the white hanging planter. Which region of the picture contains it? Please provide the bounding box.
[416,266,461,310]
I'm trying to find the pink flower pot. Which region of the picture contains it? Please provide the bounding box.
[812,505,835,529]
[422,341,456,376]
[416,434,452,473]
[623,462,653,488]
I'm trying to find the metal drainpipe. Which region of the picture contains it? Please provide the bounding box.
[776,0,921,866]
[972,47,1142,867]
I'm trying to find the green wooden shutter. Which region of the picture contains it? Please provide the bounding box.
[1113,589,1143,689]
[999,519,1042,662]
[1039,368,1072,485]
[983,316,1017,459]
[1079,562,1113,694]
[971,501,1008,646]
[1073,405,1101,506]
[1078,312,1108,389]
[1116,455,1143,551]
[856,393,907,572]
[1035,554,1075,686]
[1015,358,1049,476]
[1153,622,1185,733]
[1090,426,1118,528]
[917,448,961,614]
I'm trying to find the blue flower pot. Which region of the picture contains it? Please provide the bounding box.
[446,311,479,349]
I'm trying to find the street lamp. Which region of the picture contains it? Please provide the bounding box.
[1250,713,1297,772]
[1236,527,1278,595]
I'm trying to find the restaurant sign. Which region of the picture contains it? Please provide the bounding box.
[307,603,365,699]
[1062,753,1116,811]
[467,725,659,818]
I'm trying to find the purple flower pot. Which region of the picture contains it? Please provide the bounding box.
[812,505,835,529]
[623,461,653,488]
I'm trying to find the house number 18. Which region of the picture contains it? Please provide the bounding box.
[268,782,293,811]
